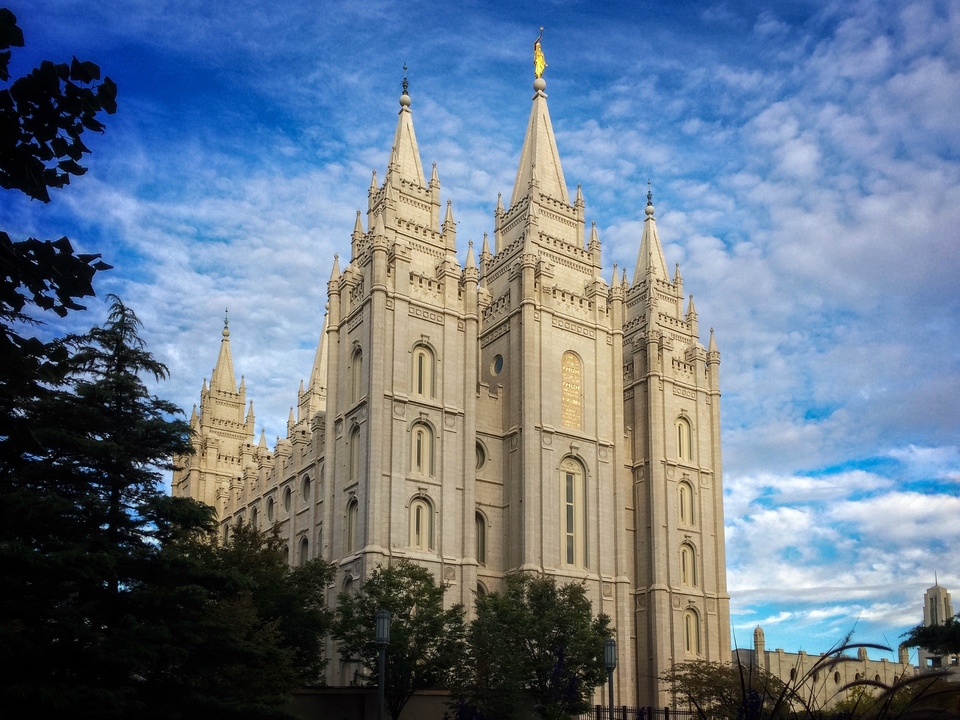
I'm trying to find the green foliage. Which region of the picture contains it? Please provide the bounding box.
[0,8,112,476]
[662,660,791,720]
[333,560,467,720]
[455,574,612,720]
[0,297,337,719]
[0,8,117,202]
[901,614,960,658]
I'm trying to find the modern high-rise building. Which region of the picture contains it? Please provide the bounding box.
[173,67,731,706]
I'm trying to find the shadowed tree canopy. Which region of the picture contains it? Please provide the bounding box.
[333,561,467,720]
[902,614,960,658]
[0,7,114,474]
[454,574,612,720]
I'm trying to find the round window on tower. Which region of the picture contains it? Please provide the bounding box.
[491,354,504,376]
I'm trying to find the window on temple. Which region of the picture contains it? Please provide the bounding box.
[410,497,434,551]
[346,497,358,554]
[411,421,435,476]
[350,347,363,403]
[349,426,361,483]
[412,344,436,398]
[683,608,701,654]
[678,480,695,526]
[560,457,586,568]
[680,543,698,587]
[299,536,309,565]
[476,512,486,565]
[676,416,692,461]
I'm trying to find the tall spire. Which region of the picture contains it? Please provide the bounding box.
[386,65,426,187]
[633,184,669,285]
[510,39,569,207]
[210,309,237,392]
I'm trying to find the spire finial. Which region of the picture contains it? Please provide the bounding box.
[645,180,655,217]
[399,65,411,108]
[222,308,229,338]
[533,27,547,81]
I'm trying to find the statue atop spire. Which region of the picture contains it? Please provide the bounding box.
[534,27,547,79]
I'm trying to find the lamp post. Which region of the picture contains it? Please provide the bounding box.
[375,609,391,720]
[604,636,617,720]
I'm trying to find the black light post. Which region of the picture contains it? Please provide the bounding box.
[375,609,391,720]
[604,636,617,720]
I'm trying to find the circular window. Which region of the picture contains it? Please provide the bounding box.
[476,442,486,469]
[283,486,292,511]
[266,496,275,522]
[491,354,504,375]
[301,475,311,503]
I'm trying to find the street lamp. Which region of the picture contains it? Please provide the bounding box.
[604,636,617,720]
[375,609,391,720]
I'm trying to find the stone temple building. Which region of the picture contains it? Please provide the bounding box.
[173,68,732,706]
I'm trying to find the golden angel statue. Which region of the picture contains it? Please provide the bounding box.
[534,27,547,79]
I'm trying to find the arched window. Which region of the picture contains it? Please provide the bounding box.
[477,582,488,598]
[301,474,312,503]
[410,496,434,551]
[412,344,436,398]
[560,351,582,430]
[221,521,230,543]
[350,347,363,403]
[282,544,290,565]
[476,512,486,565]
[411,421,435,476]
[680,543,698,587]
[250,505,258,529]
[283,485,292,512]
[678,481,695,526]
[676,416,692,461]
[683,608,701,654]
[266,495,275,523]
[349,426,361,483]
[346,497,359,554]
[299,536,309,565]
[560,457,587,568]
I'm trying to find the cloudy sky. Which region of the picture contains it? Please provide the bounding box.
[5,0,958,660]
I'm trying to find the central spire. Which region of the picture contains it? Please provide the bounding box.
[210,310,237,393]
[510,35,569,207]
[386,66,426,187]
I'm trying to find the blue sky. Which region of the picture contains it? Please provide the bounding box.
[4,0,959,661]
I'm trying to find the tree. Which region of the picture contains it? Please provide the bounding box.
[0,7,115,476]
[333,561,467,720]
[0,297,337,719]
[661,660,791,720]
[902,614,960,658]
[455,574,612,720]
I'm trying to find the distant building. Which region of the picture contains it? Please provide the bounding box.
[172,65,731,706]
[734,626,913,710]
[919,583,959,678]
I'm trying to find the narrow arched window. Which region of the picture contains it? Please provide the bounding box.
[301,474,312,504]
[411,421,435,476]
[680,543,698,587]
[560,351,582,430]
[410,497,434,551]
[349,426,361,483]
[412,344,436,398]
[560,457,587,568]
[350,347,363,403]
[249,505,259,529]
[346,498,359,554]
[683,608,701,654]
[678,481,695,526]
[676,416,692,461]
[299,536,309,565]
[476,512,486,565]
